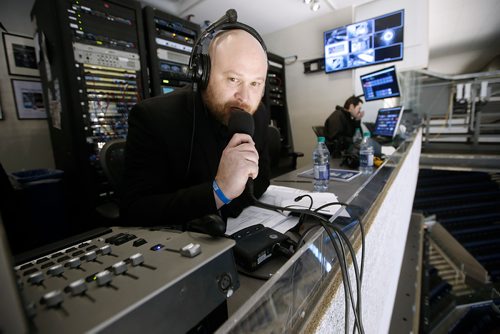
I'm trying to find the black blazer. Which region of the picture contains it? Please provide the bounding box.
[120,85,270,227]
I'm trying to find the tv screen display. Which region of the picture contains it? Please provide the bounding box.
[324,9,404,73]
[360,65,400,101]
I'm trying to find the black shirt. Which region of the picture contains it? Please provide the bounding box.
[324,105,361,155]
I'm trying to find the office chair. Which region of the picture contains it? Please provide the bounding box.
[100,138,126,192]
[267,125,282,169]
[97,138,127,220]
[267,125,303,178]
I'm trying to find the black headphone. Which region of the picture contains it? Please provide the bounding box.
[188,9,267,91]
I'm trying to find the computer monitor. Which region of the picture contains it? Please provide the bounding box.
[372,106,404,138]
[360,65,400,101]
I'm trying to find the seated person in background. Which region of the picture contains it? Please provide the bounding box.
[324,95,364,157]
[120,28,270,229]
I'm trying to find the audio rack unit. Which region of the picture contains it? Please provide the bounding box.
[263,53,300,176]
[31,0,149,227]
[143,6,200,96]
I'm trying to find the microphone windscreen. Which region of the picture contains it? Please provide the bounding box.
[226,9,237,23]
[228,109,254,138]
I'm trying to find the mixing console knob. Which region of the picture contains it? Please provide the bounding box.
[100,245,112,255]
[82,251,97,262]
[112,261,127,275]
[95,270,112,286]
[129,253,144,266]
[28,271,44,285]
[41,290,63,308]
[67,257,82,269]
[47,264,64,277]
[67,279,88,296]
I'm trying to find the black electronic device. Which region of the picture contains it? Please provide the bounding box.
[31,0,149,227]
[324,9,404,73]
[188,9,267,91]
[372,106,405,142]
[143,7,200,96]
[360,65,401,101]
[1,214,239,333]
[231,224,288,272]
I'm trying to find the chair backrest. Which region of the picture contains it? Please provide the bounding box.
[267,125,282,169]
[312,125,325,138]
[99,138,126,193]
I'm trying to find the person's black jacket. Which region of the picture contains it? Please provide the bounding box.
[324,105,361,156]
[120,85,270,227]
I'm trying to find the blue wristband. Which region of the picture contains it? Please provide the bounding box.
[213,180,231,205]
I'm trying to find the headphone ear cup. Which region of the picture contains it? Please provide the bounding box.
[199,54,211,89]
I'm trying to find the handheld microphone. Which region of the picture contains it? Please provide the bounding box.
[227,109,256,200]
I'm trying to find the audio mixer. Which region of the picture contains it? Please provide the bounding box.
[10,226,239,333]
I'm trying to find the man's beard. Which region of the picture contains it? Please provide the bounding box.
[202,89,256,126]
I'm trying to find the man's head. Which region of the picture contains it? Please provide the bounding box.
[343,95,364,120]
[201,29,268,125]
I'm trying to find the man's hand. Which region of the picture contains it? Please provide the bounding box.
[214,133,259,203]
[355,110,364,120]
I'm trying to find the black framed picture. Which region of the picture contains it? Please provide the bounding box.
[2,32,39,77]
[11,79,46,120]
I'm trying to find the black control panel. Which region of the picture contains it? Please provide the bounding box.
[143,6,199,96]
[15,227,238,333]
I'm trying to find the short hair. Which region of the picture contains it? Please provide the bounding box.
[343,95,364,110]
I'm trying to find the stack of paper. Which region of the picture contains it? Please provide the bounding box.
[226,185,349,235]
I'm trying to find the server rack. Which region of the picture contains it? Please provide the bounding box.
[31,0,149,225]
[264,52,302,175]
[143,6,199,96]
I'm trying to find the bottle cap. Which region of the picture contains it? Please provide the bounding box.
[363,131,370,137]
[318,136,325,143]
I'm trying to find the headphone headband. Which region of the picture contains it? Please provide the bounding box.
[189,10,267,91]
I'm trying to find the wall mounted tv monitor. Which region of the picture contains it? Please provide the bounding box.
[360,65,400,101]
[324,9,404,73]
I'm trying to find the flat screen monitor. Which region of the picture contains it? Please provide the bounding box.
[360,65,400,101]
[324,9,404,73]
[373,106,404,138]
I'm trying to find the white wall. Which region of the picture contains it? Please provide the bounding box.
[263,7,354,169]
[427,0,500,74]
[0,0,54,173]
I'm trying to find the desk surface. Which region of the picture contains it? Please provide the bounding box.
[218,132,418,333]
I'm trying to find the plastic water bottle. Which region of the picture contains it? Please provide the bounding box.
[313,136,330,192]
[359,131,374,174]
[353,128,362,146]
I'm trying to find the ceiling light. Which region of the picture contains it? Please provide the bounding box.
[311,1,320,11]
[303,0,312,4]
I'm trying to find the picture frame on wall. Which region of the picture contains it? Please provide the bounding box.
[2,32,39,77]
[11,79,46,120]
